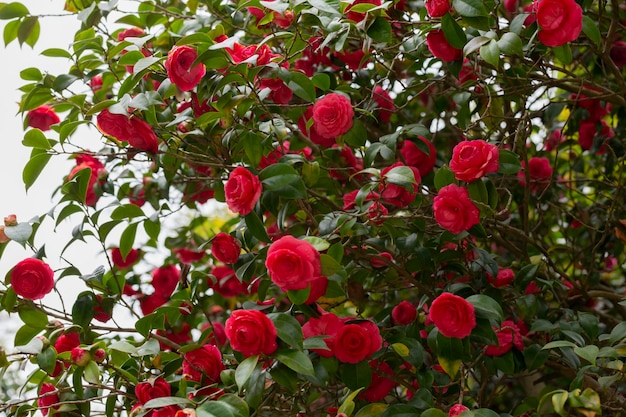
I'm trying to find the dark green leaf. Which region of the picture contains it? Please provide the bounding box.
[244,212,271,243]
[480,39,499,67]
[367,16,391,43]
[17,15,38,46]
[37,347,57,374]
[552,44,572,65]
[274,349,315,376]
[278,68,316,102]
[497,32,523,56]
[434,166,455,190]
[498,149,521,174]
[235,355,259,391]
[441,13,466,49]
[466,294,503,322]
[268,313,304,350]
[340,360,372,390]
[72,291,95,328]
[582,15,601,48]
[23,150,51,191]
[452,0,488,17]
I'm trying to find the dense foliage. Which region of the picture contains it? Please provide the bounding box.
[0,0,625,416]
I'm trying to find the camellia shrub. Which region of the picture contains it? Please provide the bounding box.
[0,0,625,416]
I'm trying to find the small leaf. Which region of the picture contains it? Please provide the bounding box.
[367,16,391,43]
[553,44,572,65]
[354,403,388,417]
[437,356,460,377]
[72,291,95,327]
[383,165,417,188]
[442,13,466,49]
[452,0,488,17]
[542,340,576,350]
[144,397,191,409]
[18,306,48,328]
[498,149,521,174]
[574,345,599,364]
[582,15,601,48]
[0,2,30,20]
[22,129,51,149]
[320,253,343,276]
[609,321,626,345]
[274,349,315,376]
[434,166,455,190]
[466,294,503,322]
[463,35,490,56]
[235,355,259,391]
[268,313,304,350]
[480,39,499,67]
[278,68,316,102]
[23,150,51,191]
[497,32,523,56]
[337,388,364,417]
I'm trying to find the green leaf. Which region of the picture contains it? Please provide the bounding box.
[434,166,455,190]
[268,313,304,350]
[23,150,51,191]
[84,360,100,384]
[523,344,549,370]
[609,321,626,345]
[574,345,599,364]
[218,394,250,417]
[22,129,51,149]
[198,401,235,417]
[367,16,391,43]
[144,397,191,409]
[498,149,521,174]
[72,291,95,328]
[383,165,417,188]
[278,68,316,102]
[20,67,42,81]
[274,349,315,376]
[3,19,19,45]
[109,340,138,355]
[463,35,490,56]
[452,0,488,17]
[244,212,271,243]
[340,360,372,390]
[542,340,576,350]
[441,13,466,49]
[134,56,162,73]
[337,388,364,417]
[466,294,503,323]
[307,0,341,14]
[420,408,447,417]
[235,355,259,391]
[119,222,138,259]
[553,44,572,65]
[497,32,523,56]
[41,48,73,58]
[343,119,368,147]
[0,2,29,19]
[581,15,600,48]
[312,73,330,92]
[18,306,48,328]
[354,403,388,417]
[472,409,501,417]
[111,204,145,220]
[467,179,488,205]
[380,404,421,417]
[17,15,38,46]
[302,236,330,251]
[320,253,343,276]
[480,39,499,67]
[37,347,57,375]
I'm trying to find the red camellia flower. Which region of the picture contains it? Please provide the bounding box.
[151,265,180,297]
[428,292,476,338]
[265,235,322,292]
[135,377,171,405]
[535,0,582,47]
[71,347,91,366]
[487,267,515,288]
[11,258,55,300]
[425,0,451,17]
[449,140,499,182]
[433,184,480,234]
[399,137,437,176]
[27,105,60,131]
[333,320,382,363]
[298,107,334,147]
[210,265,249,298]
[312,93,354,140]
[173,248,205,264]
[111,248,139,269]
[426,29,462,62]
[224,167,262,216]
[68,154,107,206]
[578,120,614,153]
[38,383,60,416]
[485,320,524,356]
[392,300,417,325]
[302,312,345,357]
[449,404,470,416]
[224,309,278,357]
[361,360,396,402]
[165,45,206,91]
[211,232,241,264]
[55,332,80,353]
[518,157,553,192]
[379,162,421,208]
[372,86,395,123]
[97,109,159,153]
[182,344,225,383]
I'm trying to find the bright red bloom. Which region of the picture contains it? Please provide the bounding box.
[361,360,395,402]
[27,105,60,131]
[97,109,159,153]
[224,167,262,216]
[212,232,241,264]
[373,86,395,123]
[449,140,499,182]
[379,162,421,208]
[182,344,225,383]
[165,45,206,91]
[302,312,345,357]
[518,157,553,192]
[135,377,171,405]
[425,0,451,17]
[485,320,524,356]
[151,265,180,297]
[111,248,139,269]
[265,235,322,291]
[38,383,60,416]
[11,258,55,300]
[392,300,417,325]
[426,29,462,62]
[433,184,480,234]
[225,309,278,357]
[68,154,106,206]
[428,292,476,338]
[536,0,582,47]
[312,93,354,140]
[399,137,437,176]
[333,320,382,363]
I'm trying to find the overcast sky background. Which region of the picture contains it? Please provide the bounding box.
[0,0,136,342]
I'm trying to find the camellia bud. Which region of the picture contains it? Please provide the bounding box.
[0,226,9,243]
[93,348,107,363]
[175,409,197,417]
[4,214,17,226]
[36,335,51,349]
[71,347,91,367]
